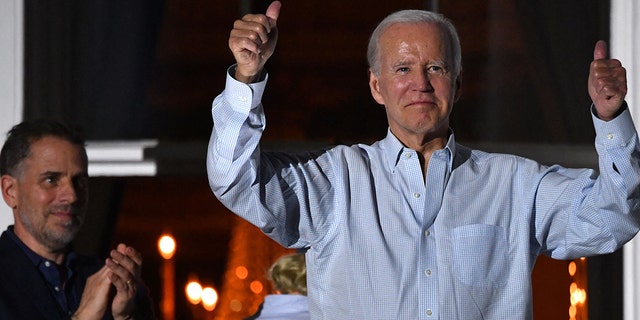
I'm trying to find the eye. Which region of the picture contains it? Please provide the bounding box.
[427,64,447,75]
[396,66,410,74]
[41,175,59,187]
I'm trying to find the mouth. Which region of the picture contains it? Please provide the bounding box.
[49,206,76,220]
[406,100,436,108]
[51,211,74,220]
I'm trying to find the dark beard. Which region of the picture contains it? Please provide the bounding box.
[19,207,84,252]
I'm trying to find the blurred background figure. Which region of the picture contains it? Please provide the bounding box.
[246,253,309,320]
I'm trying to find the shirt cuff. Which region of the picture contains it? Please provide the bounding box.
[592,102,637,149]
[224,65,268,112]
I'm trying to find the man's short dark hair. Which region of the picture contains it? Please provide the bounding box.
[0,119,87,177]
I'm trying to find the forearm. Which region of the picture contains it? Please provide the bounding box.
[536,104,640,258]
[207,67,267,195]
[591,102,640,243]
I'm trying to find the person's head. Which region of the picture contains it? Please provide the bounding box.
[268,253,307,295]
[367,10,462,78]
[367,10,463,146]
[0,119,89,253]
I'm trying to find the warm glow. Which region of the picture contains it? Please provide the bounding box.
[202,287,218,311]
[568,261,576,276]
[569,305,577,318]
[235,266,249,279]
[230,299,243,312]
[158,235,176,259]
[250,280,264,294]
[569,282,577,293]
[570,288,587,305]
[186,281,203,305]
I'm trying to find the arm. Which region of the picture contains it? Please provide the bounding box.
[207,1,280,196]
[535,41,640,258]
[208,2,333,248]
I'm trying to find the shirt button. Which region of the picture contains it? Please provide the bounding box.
[425,269,432,276]
[44,261,51,267]
[426,309,433,316]
[54,286,60,292]
[606,133,614,140]
[404,152,411,158]
[424,230,430,237]
[240,96,248,102]
[413,192,421,199]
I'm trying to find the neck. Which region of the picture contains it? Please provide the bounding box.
[13,224,68,264]
[397,133,448,178]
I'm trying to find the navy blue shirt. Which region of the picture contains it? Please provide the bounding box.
[6,227,81,317]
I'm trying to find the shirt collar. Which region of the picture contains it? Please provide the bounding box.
[6,225,78,270]
[381,128,457,173]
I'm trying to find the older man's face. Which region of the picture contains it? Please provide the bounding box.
[369,22,461,146]
[7,136,89,252]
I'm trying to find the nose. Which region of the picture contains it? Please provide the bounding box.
[414,70,434,92]
[58,179,78,204]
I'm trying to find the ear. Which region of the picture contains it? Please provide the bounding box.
[1,175,18,209]
[453,70,463,102]
[368,69,385,105]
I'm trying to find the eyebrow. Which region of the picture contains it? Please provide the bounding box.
[390,59,448,69]
[38,171,88,179]
[390,60,412,68]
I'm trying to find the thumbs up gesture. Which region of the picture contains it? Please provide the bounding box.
[588,40,627,121]
[228,1,281,83]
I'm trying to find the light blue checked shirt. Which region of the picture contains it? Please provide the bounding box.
[207,69,640,319]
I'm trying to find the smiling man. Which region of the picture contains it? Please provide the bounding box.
[0,120,154,320]
[207,2,640,319]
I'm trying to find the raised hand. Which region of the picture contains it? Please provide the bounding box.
[72,244,144,320]
[107,243,143,320]
[73,267,112,319]
[588,40,627,121]
[229,1,282,83]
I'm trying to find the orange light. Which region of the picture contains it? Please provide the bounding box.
[569,305,577,318]
[230,299,243,312]
[250,280,264,294]
[570,288,587,305]
[568,261,577,276]
[569,282,577,294]
[158,235,176,260]
[201,287,218,311]
[235,266,248,279]
[185,281,203,305]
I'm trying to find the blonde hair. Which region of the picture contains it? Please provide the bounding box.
[268,253,307,295]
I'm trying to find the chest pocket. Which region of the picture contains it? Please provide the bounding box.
[452,224,508,288]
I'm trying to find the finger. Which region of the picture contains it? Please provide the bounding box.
[230,29,264,54]
[115,243,143,265]
[266,1,281,23]
[113,244,143,265]
[593,40,607,60]
[106,258,136,292]
[111,272,136,291]
[126,245,143,266]
[109,249,141,278]
[235,18,271,39]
